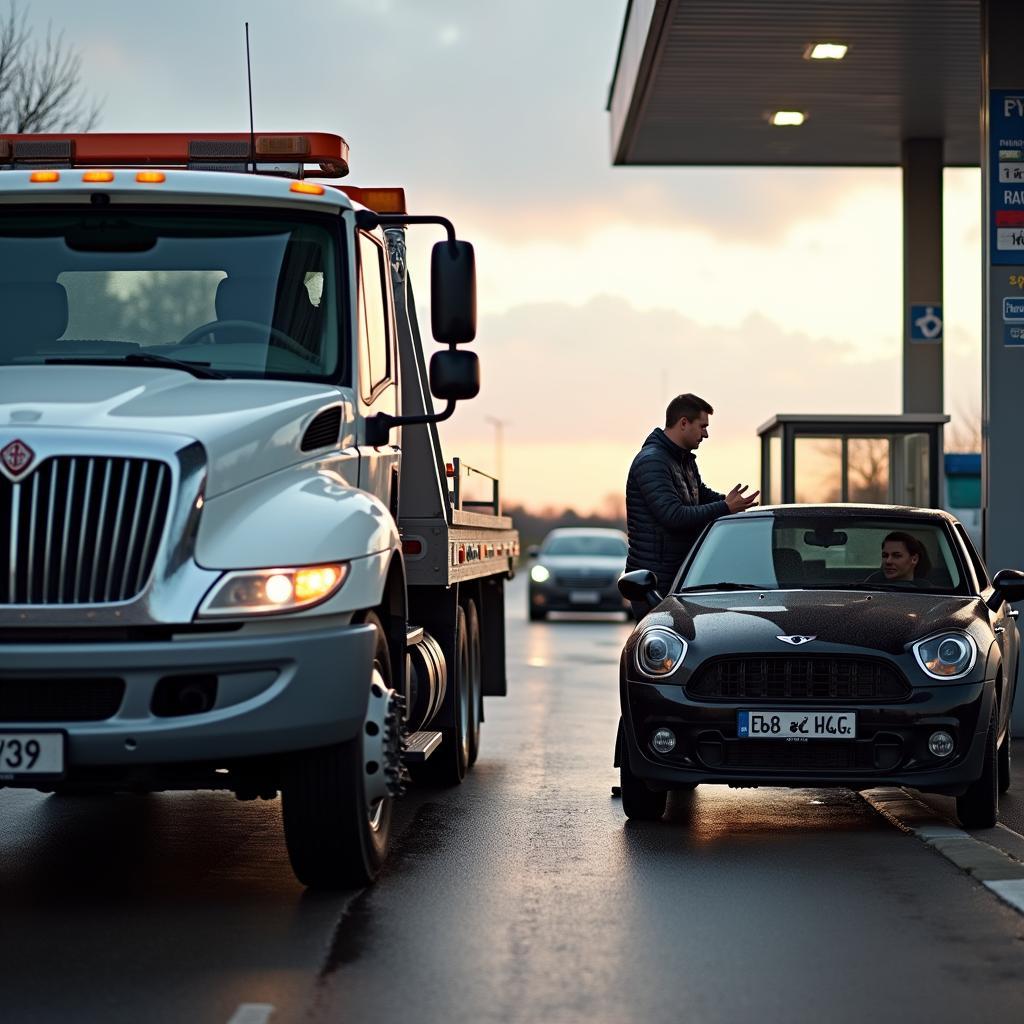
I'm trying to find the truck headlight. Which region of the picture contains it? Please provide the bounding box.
[635,627,687,677]
[199,563,349,617]
[913,631,977,680]
[530,564,551,583]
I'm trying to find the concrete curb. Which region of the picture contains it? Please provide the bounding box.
[862,787,1024,915]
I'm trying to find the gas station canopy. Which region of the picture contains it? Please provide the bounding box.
[609,0,980,167]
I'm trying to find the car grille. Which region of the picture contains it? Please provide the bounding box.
[0,677,125,721]
[687,655,910,702]
[555,572,617,589]
[0,456,172,605]
[718,739,872,771]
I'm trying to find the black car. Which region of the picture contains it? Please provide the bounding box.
[616,505,1024,829]
[528,528,631,621]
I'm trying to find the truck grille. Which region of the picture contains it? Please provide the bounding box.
[687,656,910,702]
[1,456,172,605]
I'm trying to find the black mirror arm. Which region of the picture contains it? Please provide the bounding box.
[355,210,459,255]
[646,590,664,609]
[365,401,455,447]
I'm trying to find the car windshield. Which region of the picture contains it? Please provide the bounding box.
[679,515,967,595]
[0,209,343,381]
[543,535,628,557]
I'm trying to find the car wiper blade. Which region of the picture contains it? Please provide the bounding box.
[45,353,226,379]
[677,582,764,592]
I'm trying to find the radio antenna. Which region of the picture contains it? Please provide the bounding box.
[245,22,256,173]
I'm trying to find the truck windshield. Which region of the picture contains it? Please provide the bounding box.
[0,209,344,382]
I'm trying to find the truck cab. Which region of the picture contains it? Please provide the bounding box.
[0,131,518,888]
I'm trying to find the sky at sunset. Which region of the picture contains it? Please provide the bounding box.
[27,0,984,512]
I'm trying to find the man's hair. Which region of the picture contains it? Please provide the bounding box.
[665,393,713,429]
[883,531,931,577]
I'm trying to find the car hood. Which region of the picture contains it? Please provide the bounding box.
[650,589,988,655]
[0,366,349,499]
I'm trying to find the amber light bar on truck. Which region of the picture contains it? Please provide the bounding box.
[0,132,350,178]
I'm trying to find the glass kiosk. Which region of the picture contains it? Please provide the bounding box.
[758,414,949,508]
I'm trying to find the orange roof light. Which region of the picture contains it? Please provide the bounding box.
[82,170,114,182]
[339,186,407,214]
[29,170,60,182]
[135,171,166,183]
[290,180,325,195]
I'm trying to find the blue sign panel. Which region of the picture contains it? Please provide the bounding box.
[1005,324,1024,345]
[909,304,943,342]
[990,91,1024,265]
[1004,296,1024,321]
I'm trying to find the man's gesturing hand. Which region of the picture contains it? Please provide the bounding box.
[725,483,760,514]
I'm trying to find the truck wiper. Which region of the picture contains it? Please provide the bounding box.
[676,582,764,592]
[45,353,227,380]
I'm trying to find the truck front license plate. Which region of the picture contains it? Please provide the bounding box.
[0,731,65,777]
[737,711,856,740]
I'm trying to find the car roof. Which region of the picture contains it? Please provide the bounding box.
[744,503,958,524]
[543,527,628,538]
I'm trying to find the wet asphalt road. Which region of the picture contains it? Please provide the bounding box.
[3,574,1024,1023]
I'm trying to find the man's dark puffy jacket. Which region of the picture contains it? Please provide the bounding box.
[625,428,729,590]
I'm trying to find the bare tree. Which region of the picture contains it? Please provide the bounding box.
[0,1,102,133]
[947,400,982,453]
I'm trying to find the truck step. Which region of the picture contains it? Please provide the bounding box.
[402,730,443,763]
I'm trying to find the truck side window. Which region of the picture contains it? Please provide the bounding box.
[358,232,391,402]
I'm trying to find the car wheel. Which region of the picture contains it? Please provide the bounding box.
[998,725,1012,794]
[281,611,397,888]
[528,606,547,622]
[618,719,667,821]
[956,704,999,830]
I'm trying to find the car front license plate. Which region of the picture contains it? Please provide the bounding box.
[0,731,65,778]
[569,590,601,604]
[737,710,856,740]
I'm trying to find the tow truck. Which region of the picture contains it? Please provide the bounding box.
[0,131,518,887]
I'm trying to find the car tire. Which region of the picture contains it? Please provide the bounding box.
[528,606,547,622]
[618,720,667,821]
[464,599,483,768]
[280,611,394,888]
[957,704,999,830]
[998,726,1012,794]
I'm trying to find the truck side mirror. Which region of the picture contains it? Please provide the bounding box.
[988,568,1024,609]
[431,240,476,344]
[430,349,479,401]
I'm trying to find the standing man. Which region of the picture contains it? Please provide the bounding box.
[625,393,758,615]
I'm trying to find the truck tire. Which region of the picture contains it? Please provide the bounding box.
[419,605,470,786]
[464,598,483,767]
[281,612,396,888]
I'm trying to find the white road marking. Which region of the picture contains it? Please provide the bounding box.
[227,1004,275,1024]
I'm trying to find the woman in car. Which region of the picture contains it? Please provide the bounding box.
[865,530,931,585]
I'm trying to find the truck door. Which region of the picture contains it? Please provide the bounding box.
[356,230,401,514]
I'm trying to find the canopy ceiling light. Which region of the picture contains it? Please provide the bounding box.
[770,110,806,126]
[806,42,848,60]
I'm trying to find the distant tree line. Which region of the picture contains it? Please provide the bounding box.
[505,502,626,551]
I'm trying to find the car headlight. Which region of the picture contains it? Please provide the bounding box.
[913,631,978,680]
[199,563,349,617]
[530,564,551,583]
[635,627,687,677]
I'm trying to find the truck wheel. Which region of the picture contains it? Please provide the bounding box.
[956,704,999,830]
[618,719,666,821]
[281,612,398,888]
[464,599,483,767]
[419,605,470,786]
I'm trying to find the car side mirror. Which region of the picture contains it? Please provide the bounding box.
[988,568,1024,609]
[429,349,480,402]
[527,546,540,559]
[431,240,476,344]
[618,569,662,608]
